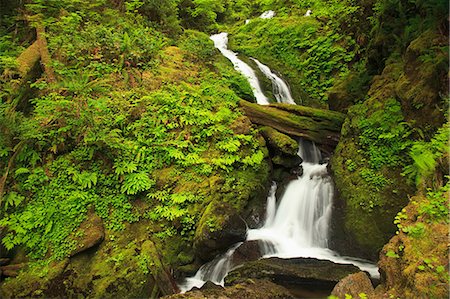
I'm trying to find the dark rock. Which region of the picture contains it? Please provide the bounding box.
[162,279,295,299]
[332,272,375,298]
[194,201,247,261]
[225,257,360,296]
[290,166,303,177]
[69,211,105,257]
[0,258,10,266]
[229,240,267,267]
[271,154,302,168]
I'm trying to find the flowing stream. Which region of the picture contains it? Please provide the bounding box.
[179,28,378,293]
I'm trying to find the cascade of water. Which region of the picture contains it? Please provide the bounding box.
[210,33,269,105]
[178,32,379,293]
[179,243,242,292]
[250,58,296,104]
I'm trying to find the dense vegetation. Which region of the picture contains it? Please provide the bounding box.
[0,0,448,298]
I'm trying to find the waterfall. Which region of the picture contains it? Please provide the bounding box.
[250,58,296,104]
[210,33,269,105]
[179,31,378,293]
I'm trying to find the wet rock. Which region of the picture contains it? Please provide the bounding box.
[69,211,105,257]
[162,279,295,299]
[194,201,247,261]
[229,240,268,267]
[271,154,302,168]
[332,272,375,298]
[225,257,360,296]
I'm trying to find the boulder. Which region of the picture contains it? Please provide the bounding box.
[229,240,270,267]
[162,279,295,299]
[271,154,302,168]
[331,272,375,298]
[69,211,105,257]
[225,257,360,296]
[0,259,69,298]
[194,201,247,261]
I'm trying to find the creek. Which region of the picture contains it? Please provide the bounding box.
[179,29,378,293]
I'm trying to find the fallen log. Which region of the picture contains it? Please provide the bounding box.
[239,100,346,154]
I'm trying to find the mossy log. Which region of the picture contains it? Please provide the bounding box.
[239,100,346,154]
[16,41,41,78]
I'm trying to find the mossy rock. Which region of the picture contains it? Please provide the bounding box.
[330,62,414,260]
[194,201,247,261]
[0,259,69,298]
[376,191,449,299]
[260,126,298,156]
[69,211,105,257]
[394,30,448,133]
[0,220,179,299]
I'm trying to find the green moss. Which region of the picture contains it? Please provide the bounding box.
[260,126,298,156]
[331,64,415,257]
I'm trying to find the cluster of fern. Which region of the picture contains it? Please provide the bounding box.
[0,1,265,261]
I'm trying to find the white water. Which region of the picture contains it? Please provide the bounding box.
[251,58,296,104]
[210,33,269,105]
[305,9,312,17]
[260,10,275,19]
[179,31,379,293]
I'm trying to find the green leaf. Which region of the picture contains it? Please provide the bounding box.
[386,250,399,258]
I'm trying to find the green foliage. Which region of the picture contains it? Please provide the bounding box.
[360,168,391,191]
[47,8,166,70]
[357,98,411,170]
[178,30,216,62]
[403,123,449,187]
[419,181,450,223]
[386,250,400,258]
[229,13,357,103]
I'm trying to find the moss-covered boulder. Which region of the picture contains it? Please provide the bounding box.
[394,30,448,133]
[69,211,105,257]
[225,257,360,297]
[0,259,69,298]
[194,201,247,261]
[374,189,449,299]
[331,272,375,298]
[330,62,414,260]
[0,220,179,298]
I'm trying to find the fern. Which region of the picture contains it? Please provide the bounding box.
[121,172,154,195]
